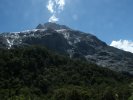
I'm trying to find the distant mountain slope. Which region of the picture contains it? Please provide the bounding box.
[0,46,132,100]
[0,22,133,74]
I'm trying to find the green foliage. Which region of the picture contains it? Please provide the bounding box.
[0,46,132,100]
[52,86,91,100]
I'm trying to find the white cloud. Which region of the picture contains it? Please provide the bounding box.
[49,15,59,22]
[110,40,133,53]
[46,0,65,23]
[55,0,65,11]
[47,0,54,13]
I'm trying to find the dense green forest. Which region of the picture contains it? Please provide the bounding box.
[0,46,133,100]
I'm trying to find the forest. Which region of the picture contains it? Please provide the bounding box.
[0,46,133,100]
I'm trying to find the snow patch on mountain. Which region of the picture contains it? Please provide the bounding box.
[56,29,72,45]
[6,39,14,49]
[74,37,81,44]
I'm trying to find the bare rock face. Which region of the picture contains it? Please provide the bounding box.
[36,22,70,30]
[1,22,133,74]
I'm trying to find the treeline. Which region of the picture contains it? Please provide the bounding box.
[0,46,133,100]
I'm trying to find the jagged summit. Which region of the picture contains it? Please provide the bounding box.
[36,22,70,30]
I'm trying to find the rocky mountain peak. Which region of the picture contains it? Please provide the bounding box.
[36,22,70,30]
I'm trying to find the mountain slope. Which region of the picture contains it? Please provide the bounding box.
[0,46,132,100]
[0,22,133,74]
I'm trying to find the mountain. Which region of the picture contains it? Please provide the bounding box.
[0,22,133,74]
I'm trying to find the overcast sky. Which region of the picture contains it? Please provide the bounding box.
[0,0,133,52]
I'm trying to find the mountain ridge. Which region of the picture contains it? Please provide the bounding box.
[0,22,133,74]
[36,22,71,30]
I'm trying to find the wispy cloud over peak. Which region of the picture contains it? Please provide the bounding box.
[49,15,59,22]
[47,0,54,13]
[46,0,65,23]
[55,0,65,11]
